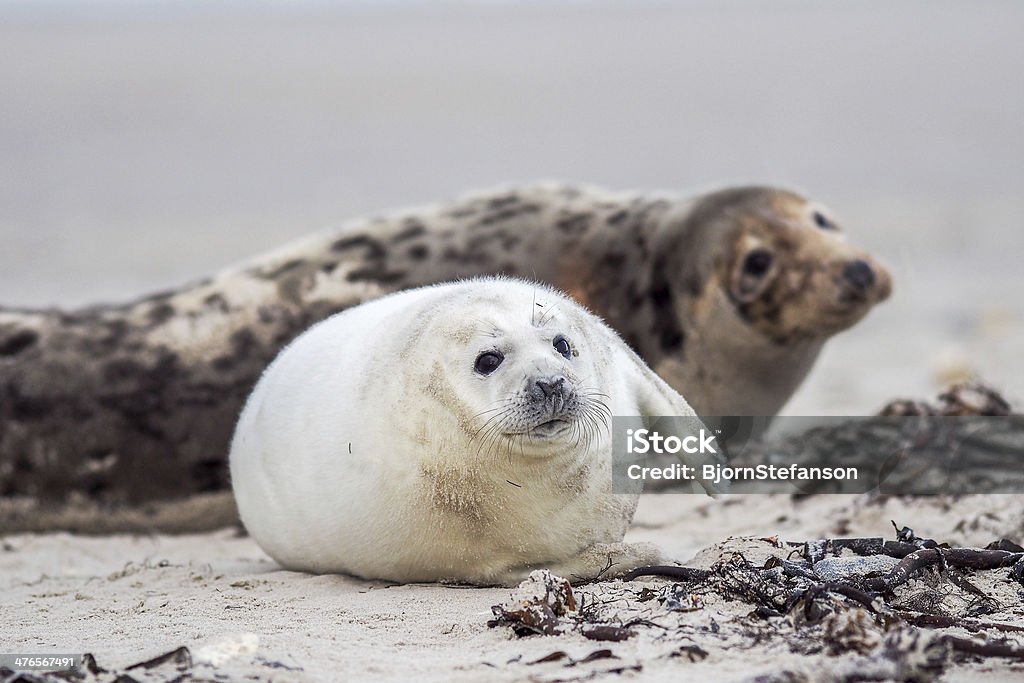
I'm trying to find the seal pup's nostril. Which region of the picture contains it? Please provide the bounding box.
[534,376,566,399]
[842,259,876,292]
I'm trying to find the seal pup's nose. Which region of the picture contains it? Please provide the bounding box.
[533,376,567,400]
[842,259,876,292]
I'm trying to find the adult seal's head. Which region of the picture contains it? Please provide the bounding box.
[616,186,892,416]
[683,187,892,342]
[229,277,721,585]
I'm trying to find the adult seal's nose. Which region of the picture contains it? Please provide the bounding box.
[533,376,567,401]
[842,259,876,292]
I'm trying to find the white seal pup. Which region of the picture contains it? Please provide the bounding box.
[229,277,722,585]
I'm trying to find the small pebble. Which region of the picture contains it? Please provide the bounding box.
[813,555,900,582]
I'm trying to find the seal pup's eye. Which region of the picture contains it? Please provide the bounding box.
[743,249,773,277]
[553,335,572,359]
[813,211,835,230]
[474,351,504,375]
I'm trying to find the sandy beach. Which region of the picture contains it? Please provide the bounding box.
[4,492,1023,681]
[2,1,1023,681]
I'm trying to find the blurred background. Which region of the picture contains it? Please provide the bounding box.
[1,0,1021,414]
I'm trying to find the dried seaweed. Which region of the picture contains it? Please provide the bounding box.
[864,547,1023,592]
[579,624,635,642]
[487,569,577,636]
[501,521,1024,676]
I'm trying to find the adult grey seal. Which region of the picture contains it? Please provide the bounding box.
[0,183,888,530]
[229,278,723,584]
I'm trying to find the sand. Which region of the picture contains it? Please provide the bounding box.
[4,492,1023,681]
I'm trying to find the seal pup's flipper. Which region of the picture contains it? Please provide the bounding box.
[495,541,669,587]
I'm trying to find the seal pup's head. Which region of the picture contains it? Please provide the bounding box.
[665,187,892,345]
[412,279,612,460]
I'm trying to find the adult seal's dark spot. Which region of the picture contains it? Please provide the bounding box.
[0,329,38,356]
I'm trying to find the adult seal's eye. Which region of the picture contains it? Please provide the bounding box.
[813,211,835,230]
[743,249,773,277]
[474,351,504,375]
[553,336,572,359]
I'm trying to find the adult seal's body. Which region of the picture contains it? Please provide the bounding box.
[0,183,889,530]
[229,278,722,584]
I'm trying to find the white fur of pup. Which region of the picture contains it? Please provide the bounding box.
[229,277,720,585]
